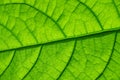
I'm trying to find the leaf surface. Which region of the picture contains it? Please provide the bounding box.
[0,0,120,80]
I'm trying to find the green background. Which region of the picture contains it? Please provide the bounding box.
[0,0,120,80]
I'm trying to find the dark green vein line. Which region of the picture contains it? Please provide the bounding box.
[0,50,16,77]
[0,23,23,46]
[112,0,120,17]
[17,18,39,43]
[45,0,50,13]
[72,3,80,13]
[56,0,68,22]
[56,39,77,80]
[77,0,104,30]
[0,27,120,53]
[22,45,43,80]
[0,3,67,37]
[95,32,117,80]
[25,23,39,43]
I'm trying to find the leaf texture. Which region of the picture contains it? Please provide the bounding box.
[0,0,120,80]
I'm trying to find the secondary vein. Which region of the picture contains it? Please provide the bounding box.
[22,45,43,80]
[56,39,77,80]
[95,31,117,80]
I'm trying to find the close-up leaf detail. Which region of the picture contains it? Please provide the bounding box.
[0,0,120,80]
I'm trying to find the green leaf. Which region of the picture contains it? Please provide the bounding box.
[0,0,120,80]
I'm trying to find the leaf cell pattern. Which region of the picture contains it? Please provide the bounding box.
[0,0,120,80]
